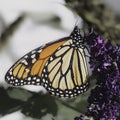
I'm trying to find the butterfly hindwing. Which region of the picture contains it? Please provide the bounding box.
[41,39,89,97]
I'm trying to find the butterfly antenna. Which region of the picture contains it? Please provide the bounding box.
[74,16,82,29]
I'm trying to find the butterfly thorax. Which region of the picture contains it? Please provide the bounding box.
[70,26,85,49]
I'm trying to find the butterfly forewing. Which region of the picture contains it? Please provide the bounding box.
[5,38,67,86]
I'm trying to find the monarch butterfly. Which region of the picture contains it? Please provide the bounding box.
[5,26,89,98]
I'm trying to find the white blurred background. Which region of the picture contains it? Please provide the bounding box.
[0,0,77,120]
[0,0,77,87]
[0,0,120,119]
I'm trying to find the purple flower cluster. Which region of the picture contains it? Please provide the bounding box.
[86,32,120,120]
[75,32,120,120]
[75,115,84,120]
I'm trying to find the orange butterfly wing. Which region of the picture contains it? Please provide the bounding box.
[5,39,66,86]
[31,41,65,76]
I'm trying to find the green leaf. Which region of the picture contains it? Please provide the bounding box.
[21,93,58,119]
[55,100,80,120]
[7,87,33,102]
[0,87,24,115]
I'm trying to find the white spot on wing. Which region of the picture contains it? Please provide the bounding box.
[31,54,35,58]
